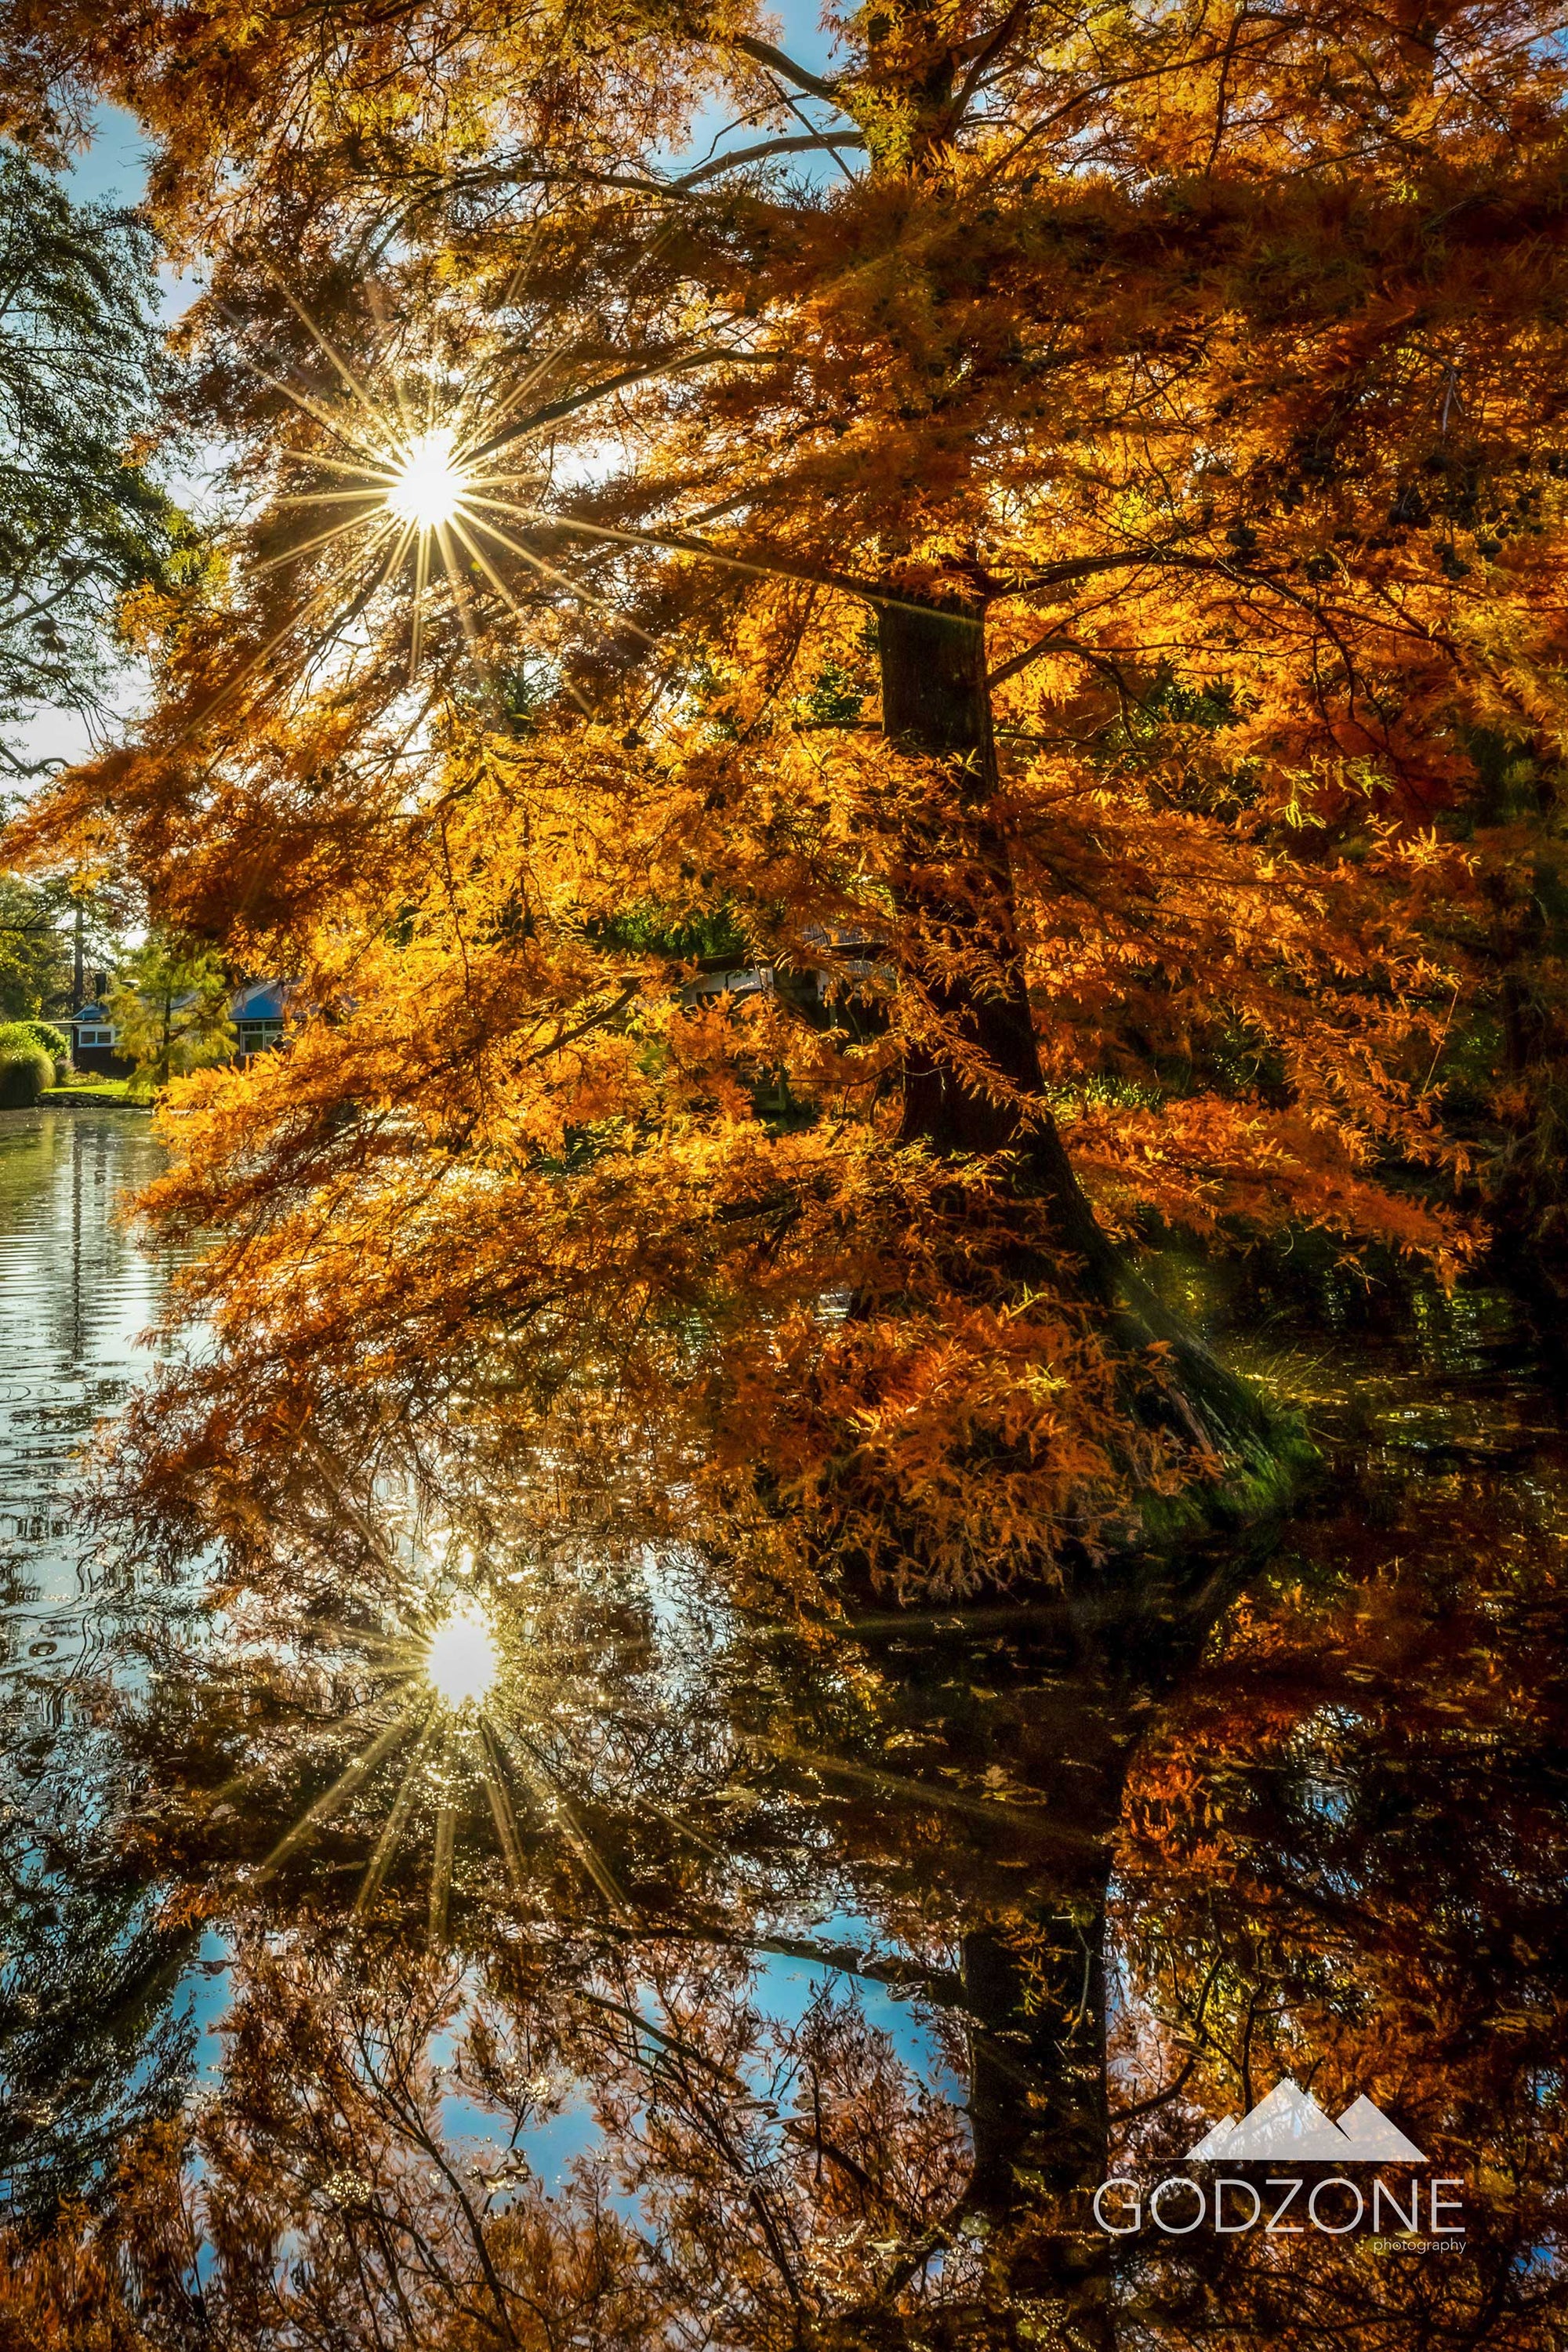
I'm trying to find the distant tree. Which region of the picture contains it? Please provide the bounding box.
[0,870,64,1014]
[106,934,232,1095]
[0,862,124,1017]
[0,141,200,776]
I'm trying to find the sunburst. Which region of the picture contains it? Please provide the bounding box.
[240,1573,637,1944]
[422,1600,500,1712]
[386,427,473,534]
[238,284,665,702]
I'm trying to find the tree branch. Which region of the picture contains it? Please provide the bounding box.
[470,348,753,459]
[729,34,847,108]
[946,0,1032,131]
[986,628,1075,688]
[674,129,866,191]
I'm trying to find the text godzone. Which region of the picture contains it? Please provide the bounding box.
[1093,2176,1465,2236]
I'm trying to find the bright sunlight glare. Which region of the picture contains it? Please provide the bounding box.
[423,1603,499,1712]
[387,426,470,530]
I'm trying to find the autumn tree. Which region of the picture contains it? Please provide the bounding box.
[0,1473,1100,2347]
[4,1399,1562,2350]
[5,0,1568,1588]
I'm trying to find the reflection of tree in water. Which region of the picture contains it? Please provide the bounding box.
[0,1455,1157,2347]
[1107,1458,1568,2348]
[0,1831,195,2220]
[2,1415,1567,2347]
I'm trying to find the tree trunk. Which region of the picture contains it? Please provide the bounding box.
[879,601,1114,1274]
[877,597,1272,1468]
[962,1911,1116,2352]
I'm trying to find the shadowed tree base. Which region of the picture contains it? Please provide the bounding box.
[873,594,1298,1563]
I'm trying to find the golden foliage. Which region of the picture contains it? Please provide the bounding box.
[7,0,1568,1586]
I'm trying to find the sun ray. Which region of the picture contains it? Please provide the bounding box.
[270,487,398,512]
[481,483,942,616]
[428,1798,457,1942]
[256,1701,430,1884]
[446,514,595,717]
[463,506,659,648]
[191,524,401,728]
[271,517,413,696]
[434,517,507,706]
[354,1719,438,1913]
[433,516,483,645]
[363,277,419,443]
[478,1723,529,1896]
[626,1785,731,1861]
[460,365,568,452]
[452,469,564,502]
[464,322,577,430]
[361,516,421,612]
[456,492,801,595]
[279,447,401,485]
[410,523,431,681]
[202,1679,421,1814]
[259,261,404,459]
[473,212,691,437]
[252,508,398,576]
[494,1723,634,1918]
[210,305,397,470]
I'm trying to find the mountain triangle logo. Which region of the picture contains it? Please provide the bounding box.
[1185,2081,1426,2164]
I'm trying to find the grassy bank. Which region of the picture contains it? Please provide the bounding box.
[40,1077,147,1107]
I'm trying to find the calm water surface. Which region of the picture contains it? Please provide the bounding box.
[0,1105,1563,2349]
[0,1109,168,1687]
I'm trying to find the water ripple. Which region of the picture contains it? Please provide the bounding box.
[0,1108,169,1700]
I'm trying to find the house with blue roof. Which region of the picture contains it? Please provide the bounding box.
[70,980,292,1075]
[68,1000,125,1076]
[230,979,289,1057]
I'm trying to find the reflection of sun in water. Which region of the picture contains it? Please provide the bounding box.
[423,1603,499,1713]
[387,426,472,532]
[250,1565,634,1940]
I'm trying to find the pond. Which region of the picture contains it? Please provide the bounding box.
[0,1105,1563,2348]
